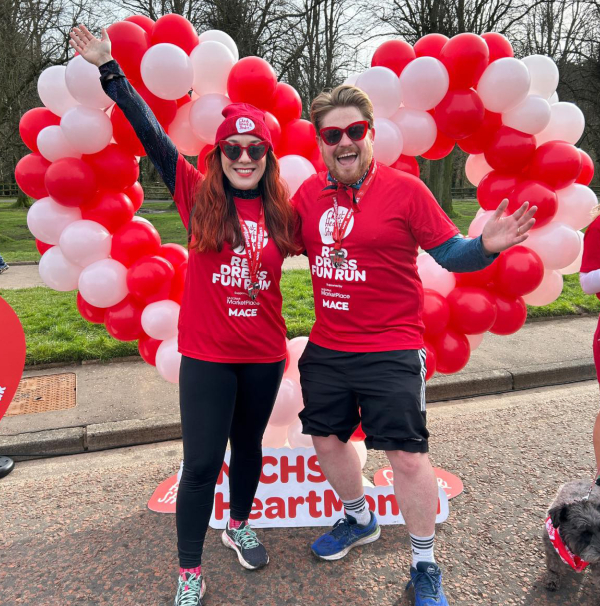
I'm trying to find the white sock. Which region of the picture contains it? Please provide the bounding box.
[410,532,435,567]
[342,494,371,526]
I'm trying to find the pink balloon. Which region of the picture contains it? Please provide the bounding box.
[155,337,181,384]
[399,57,449,111]
[189,93,230,143]
[262,423,288,448]
[522,269,563,306]
[553,184,597,231]
[279,155,316,197]
[59,219,112,267]
[372,118,403,165]
[416,253,456,296]
[287,418,313,449]
[141,299,180,340]
[37,126,81,162]
[356,67,401,118]
[26,197,82,245]
[141,43,194,100]
[465,153,492,186]
[168,103,205,155]
[269,377,304,427]
[38,246,82,291]
[391,108,437,157]
[78,258,128,308]
[468,210,496,238]
[525,222,581,270]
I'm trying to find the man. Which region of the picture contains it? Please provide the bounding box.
[292,85,536,605]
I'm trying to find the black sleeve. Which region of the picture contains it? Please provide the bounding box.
[99,60,179,196]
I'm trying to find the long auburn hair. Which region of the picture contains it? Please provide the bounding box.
[189,146,298,256]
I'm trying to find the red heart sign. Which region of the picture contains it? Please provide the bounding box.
[0,296,26,422]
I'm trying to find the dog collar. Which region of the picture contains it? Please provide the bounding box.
[545,516,590,573]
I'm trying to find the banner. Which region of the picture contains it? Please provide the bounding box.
[149,447,449,528]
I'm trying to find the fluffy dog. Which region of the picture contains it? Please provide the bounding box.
[543,480,600,591]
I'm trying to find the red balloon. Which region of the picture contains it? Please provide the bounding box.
[107,21,149,81]
[457,110,502,155]
[138,333,161,366]
[433,329,471,374]
[176,93,192,107]
[440,33,489,89]
[76,292,106,324]
[435,89,485,140]
[484,126,536,174]
[507,180,557,229]
[45,157,97,207]
[371,40,415,75]
[489,292,527,335]
[111,218,162,267]
[494,246,544,298]
[125,14,155,36]
[309,146,327,173]
[454,261,498,289]
[421,128,455,160]
[111,107,146,157]
[19,108,60,152]
[84,144,139,192]
[124,181,144,212]
[169,259,188,304]
[481,33,514,62]
[81,191,135,233]
[197,145,211,174]
[104,296,144,341]
[151,14,199,54]
[414,34,449,59]
[227,57,278,110]
[476,171,521,211]
[271,82,302,126]
[127,255,175,304]
[14,153,50,199]
[278,119,317,159]
[391,154,420,177]
[35,239,53,256]
[577,149,595,186]
[265,112,281,151]
[422,289,450,338]
[160,243,188,269]
[447,286,497,334]
[350,423,367,441]
[424,342,437,380]
[527,141,583,190]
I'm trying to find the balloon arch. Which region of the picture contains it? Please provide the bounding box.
[15,16,594,446]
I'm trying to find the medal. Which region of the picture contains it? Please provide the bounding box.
[248,281,261,300]
[239,206,266,301]
[330,248,346,268]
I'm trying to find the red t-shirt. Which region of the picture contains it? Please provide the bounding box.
[580,215,600,301]
[173,154,287,363]
[292,162,459,352]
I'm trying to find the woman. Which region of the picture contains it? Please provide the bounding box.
[70,25,299,606]
[580,206,600,485]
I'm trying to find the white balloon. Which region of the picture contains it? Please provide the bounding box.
[155,337,182,384]
[262,423,288,448]
[554,184,598,231]
[344,74,359,86]
[522,269,563,306]
[190,40,235,96]
[466,333,485,350]
[559,231,584,275]
[416,253,456,296]
[287,418,313,449]
[356,67,402,118]
[27,197,82,245]
[477,58,530,113]
[189,93,230,144]
[269,378,304,427]
[78,259,128,308]
[198,29,239,62]
[399,57,449,111]
[372,118,403,166]
[468,210,496,238]
[548,91,559,105]
[65,55,113,109]
[525,222,581,270]
[168,104,205,156]
[465,154,493,187]
[37,65,80,117]
[535,102,585,146]
[141,44,194,100]
[279,155,316,197]
[502,95,551,135]
[391,108,437,157]
[522,55,559,99]
[351,440,368,469]
[38,246,82,291]
[141,300,180,341]
[60,106,112,154]
[37,125,81,162]
[59,220,112,267]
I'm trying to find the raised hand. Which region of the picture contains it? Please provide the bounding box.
[69,25,112,67]
[481,198,537,254]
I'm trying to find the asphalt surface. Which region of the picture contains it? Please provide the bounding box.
[2,381,599,606]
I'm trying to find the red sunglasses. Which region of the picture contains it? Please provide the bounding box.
[319,120,370,146]
[218,140,270,162]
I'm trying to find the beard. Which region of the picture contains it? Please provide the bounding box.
[326,141,373,185]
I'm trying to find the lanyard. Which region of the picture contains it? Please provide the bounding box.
[239,206,265,300]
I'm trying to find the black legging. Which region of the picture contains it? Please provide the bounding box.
[176,355,285,567]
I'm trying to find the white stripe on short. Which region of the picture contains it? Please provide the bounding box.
[418,348,427,412]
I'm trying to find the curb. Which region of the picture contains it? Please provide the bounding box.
[1,359,595,461]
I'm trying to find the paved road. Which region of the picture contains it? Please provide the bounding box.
[2,382,599,605]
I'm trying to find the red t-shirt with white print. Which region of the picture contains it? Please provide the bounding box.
[292,162,459,352]
[173,154,286,363]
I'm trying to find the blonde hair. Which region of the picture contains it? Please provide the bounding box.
[310,85,375,134]
[592,205,600,220]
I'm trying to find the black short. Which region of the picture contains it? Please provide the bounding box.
[298,342,428,453]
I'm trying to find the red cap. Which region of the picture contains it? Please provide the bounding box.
[214,103,272,147]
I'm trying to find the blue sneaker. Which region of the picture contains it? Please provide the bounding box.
[406,561,448,605]
[311,512,380,560]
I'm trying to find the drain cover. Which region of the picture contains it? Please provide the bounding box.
[6,373,77,416]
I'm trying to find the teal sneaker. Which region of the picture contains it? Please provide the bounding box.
[174,572,205,606]
[406,562,448,605]
[222,520,269,569]
[311,512,380,560]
